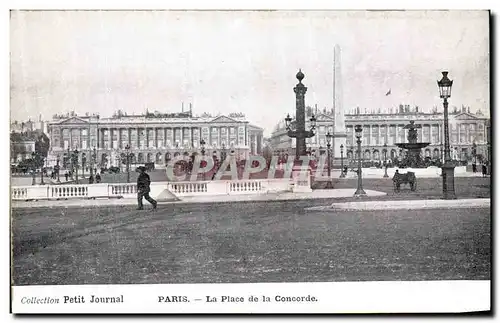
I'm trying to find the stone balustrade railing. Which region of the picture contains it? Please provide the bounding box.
[10,179,293,202]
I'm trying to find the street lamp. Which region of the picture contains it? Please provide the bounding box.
[285,70,316,162]
[472,142,477,173]
[31,152,36,186]
[200,139,206,180]
[221,143,227,164]
[354,125,366,197]
[125,144,131,183]
[91,146,97,176]
[39,153,45,185]
[325,132,333,189]
[72,148,79,184]
[350,145,354,166]
[82,154,87,179]
[56,154,61,183]
[383,143,389,178]
[67,147,73,179]
[437,71,456,199]
[340,144,345,178]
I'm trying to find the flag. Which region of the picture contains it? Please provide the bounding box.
[385,89,391,96]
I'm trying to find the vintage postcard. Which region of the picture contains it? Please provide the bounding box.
[9,9,491,314]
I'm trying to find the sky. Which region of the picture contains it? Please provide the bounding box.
[10,10,489,135]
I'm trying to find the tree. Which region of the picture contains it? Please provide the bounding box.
[34,133,50,159]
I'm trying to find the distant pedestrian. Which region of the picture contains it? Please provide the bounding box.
[472,163,477,173]
[88,175,94,184]
[65,172,69,181]
[482,163,487,177]
[136,166,157,210]
[95,173,101,183]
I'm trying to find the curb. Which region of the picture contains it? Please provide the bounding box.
[305,198,491,212]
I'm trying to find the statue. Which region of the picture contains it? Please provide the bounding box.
[404,120,421,144]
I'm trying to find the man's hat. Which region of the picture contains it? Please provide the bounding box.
[136,166,146,172]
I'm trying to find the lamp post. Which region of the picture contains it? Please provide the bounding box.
[200,139,206,181]
[437,71,456,199]
[325,132,333,189]
[354,125,366,197]
[39,153,45,185]
[82,155,87,180]
[56,154,61,183]
[472,142,477,173]
[72,148,79,184]
[221,143,227,164]
[350,145,354,167]
[125,144,131,183]
[285,70,316,162]
[67,147,73,179]
[92,146,97,176]
[340,144,345,178]
[383,143,389,178]
[31,152,36,185]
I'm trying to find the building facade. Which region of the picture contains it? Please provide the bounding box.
[47,111,264,168]
[269,105,490,164]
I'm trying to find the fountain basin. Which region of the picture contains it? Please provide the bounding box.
[395,142,431,150]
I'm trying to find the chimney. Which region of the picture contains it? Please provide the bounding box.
[182,102,184,113]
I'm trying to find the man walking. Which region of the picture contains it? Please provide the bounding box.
[137,166,157,210]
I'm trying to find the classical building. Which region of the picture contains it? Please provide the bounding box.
[46,110,264,168]
[269,105,490,164]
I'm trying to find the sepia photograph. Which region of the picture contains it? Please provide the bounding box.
[9,8,491,314]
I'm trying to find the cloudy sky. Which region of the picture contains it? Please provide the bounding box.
[10,10,489,135]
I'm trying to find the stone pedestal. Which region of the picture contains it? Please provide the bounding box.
[292,164,312,193]
[441,162,456,199]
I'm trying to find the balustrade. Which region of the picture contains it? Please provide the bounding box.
[51,185,89,198]
[11,178,293,201]
[109,184,137,196]
[229,180,263,193]
[11,187,28,200]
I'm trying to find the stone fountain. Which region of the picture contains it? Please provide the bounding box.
[395,120,430,168]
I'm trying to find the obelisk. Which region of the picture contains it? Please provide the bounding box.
[332,44,347,159]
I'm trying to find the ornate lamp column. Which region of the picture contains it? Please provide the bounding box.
[285,70,316,161]
[125,144,131,183]
[73,148,80,184]
[383,142,389,178]
[82,155,87,179]
[472,142,477,166]
[39,154,45,185]
[354,125,366,197]
[200,138,206,181]
[325,132,333,188]
[56,154,61,183]
[92,146,97,176]
[437,71,456,199]
[340,144,345,178]
[31,152,36,186]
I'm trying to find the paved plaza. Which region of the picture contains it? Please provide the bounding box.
[12,197,490,286]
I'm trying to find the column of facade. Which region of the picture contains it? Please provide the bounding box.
[154,128,159,148]
[254,133,258,154]
[136,127,140,149]
[109,128,113,149]
[352,127,355,147]
[181,127,185,148]
[466,123,470,144]
[69,128,73,149]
